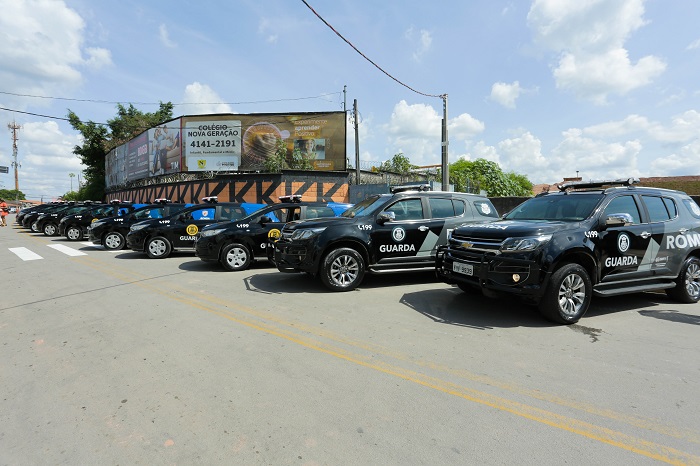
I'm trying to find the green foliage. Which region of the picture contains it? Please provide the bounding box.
[263,138,289,173]
[379,153,416,175]
[0,189,25,201]
[448,158,533,196]
[290,147,315,170]
[68,102,174,201]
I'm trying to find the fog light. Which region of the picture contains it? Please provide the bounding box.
[512,274,521,282]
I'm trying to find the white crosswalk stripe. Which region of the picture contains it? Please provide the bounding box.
[9,247,43,261]
[47,244,88,257]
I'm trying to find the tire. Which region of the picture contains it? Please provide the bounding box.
[30,222,39,232]
[538,263,592,324]
[66,225,82,241]
[319,247,365,292]
[146,236,172,259]
[43,223,57,236]
[103,231,126,250]
[220,243,251,271]
[666,257,700,303]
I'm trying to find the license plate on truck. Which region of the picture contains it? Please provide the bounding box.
[453,262,473,276]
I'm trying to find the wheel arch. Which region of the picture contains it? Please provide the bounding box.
[321,238,370,266]
[551,250,598,285]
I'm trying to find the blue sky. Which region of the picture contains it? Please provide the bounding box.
[0,0,699,200]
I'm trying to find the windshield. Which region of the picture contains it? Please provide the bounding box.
[504,193,603,221]
[341,196,385,218]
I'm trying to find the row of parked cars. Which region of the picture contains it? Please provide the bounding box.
[16,179,700,324]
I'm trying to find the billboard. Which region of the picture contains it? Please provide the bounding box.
[182,112,346,172]
[105,112,345,188]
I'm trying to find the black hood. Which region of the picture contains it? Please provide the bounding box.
[453,219,579,240]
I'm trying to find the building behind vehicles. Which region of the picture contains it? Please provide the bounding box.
[195,195,352,271]
[126,197,265,259]
[436,178,700,324]
[274,184,498,291]
[88,199,191,250]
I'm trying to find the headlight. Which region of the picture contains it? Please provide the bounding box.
[130,223,149,231]
[200,228,225,238]
[500,235,552,252]
[291,227,326,241]
[91,220,105,228]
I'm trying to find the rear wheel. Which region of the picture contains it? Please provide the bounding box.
[320,247,365,292]
[220,243,251,271]
[43,223,57,236]
[104,231,126,250]
[538,263,591,324]
[146,236,171,259]
[666,257,700,303]
[66,225,82,241]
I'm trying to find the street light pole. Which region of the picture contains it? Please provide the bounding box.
[69,172,75,192]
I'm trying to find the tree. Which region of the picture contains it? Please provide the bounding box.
[448,158,533,196]
[263,138,289,173]
[378,153,416,174]
[68,102,174,201]
[0,189,25,201]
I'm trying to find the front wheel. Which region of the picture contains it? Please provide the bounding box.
[220,243,251,271]
[666,257,700,303]
[66,225,82,241]
[104,231,126,250]
[538,263,592,324]
[43,223,57,236]
[146,236,172,259]
[320,248,365,292]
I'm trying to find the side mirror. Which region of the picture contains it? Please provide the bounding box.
[605,213,633,227]
[260,215,272,224]
[377,211,395,224]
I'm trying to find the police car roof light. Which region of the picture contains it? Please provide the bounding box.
[202,196,218,204]
[154,198,172,204]
[557,178,640,192]
[279,195,302,203]
[390,183,431,194]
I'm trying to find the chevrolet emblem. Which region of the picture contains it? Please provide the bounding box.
[461,242,474,248]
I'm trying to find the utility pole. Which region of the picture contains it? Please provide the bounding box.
[353,99,360,186]
[441,94,449,190]
[8,121,21,192]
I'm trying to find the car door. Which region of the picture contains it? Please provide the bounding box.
[371,197,437,265]
[641,194,684,275]
[173,206,216,248]
[247,206,297,256]
[597,194,654,283]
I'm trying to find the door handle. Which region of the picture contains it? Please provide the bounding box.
[419,226,429,231]
[641,231,651,239]
[679,228,689,234]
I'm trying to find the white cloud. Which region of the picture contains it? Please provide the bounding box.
[383,100,484,167]
[582,110,700,143]
[687,38,700,50]
[14,121,83,198]
[405,27,433,62]
[179,82,232,115]
[0,0,111,97]
[527,0,665,104]
[159,24,177,48]
[650,139,700,176]
[490,81,523,108]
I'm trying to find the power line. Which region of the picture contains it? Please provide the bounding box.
[0,90,342,106]
[300,0,443,99]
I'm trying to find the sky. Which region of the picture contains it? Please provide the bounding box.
[1,0,699,201]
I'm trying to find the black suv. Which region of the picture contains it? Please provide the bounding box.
[195,196,352,271]
[89,200,190,250]
[126,197,265,259]
[273,185,499,291]
[436,178,700,324]
[59,201,139,241]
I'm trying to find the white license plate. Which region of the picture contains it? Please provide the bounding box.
[453,262,473,276]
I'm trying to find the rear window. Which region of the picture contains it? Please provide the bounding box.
[683,199,700,219]
[472,200,498,218]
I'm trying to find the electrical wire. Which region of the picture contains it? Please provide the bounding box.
[300,0,444,100]
[0,90,343,107]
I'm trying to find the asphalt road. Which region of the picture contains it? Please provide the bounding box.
[1,219,699,465]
